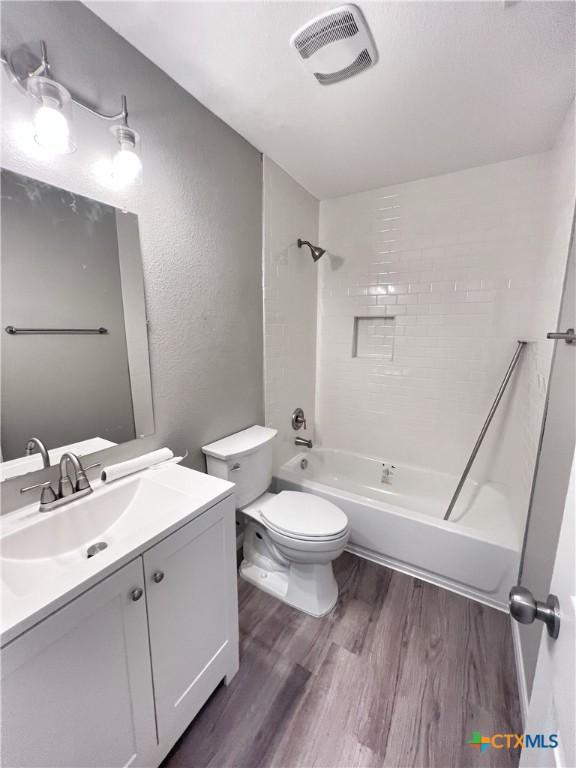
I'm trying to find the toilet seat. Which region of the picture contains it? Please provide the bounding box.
[261,491,348,542]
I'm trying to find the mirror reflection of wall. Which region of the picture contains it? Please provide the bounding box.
[1,169,154,472]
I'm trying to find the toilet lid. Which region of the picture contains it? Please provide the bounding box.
[261,491,348,539]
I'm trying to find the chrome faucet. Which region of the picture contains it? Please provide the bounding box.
[58,452,94,497]
[295,436,313,449]
[20,452,100,513]
[25,437,50,469]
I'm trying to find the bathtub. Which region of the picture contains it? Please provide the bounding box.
[275,449,520,610]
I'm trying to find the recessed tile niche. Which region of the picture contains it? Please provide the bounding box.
[352,316,395,360]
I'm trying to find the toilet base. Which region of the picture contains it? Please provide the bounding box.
[239,559,338,617]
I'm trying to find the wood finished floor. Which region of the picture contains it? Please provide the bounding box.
[163,553,521,768]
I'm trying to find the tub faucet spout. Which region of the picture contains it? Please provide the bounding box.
[295,437,313,449]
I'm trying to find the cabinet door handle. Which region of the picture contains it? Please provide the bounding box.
[130,587,144,601]
[152,571,165,584]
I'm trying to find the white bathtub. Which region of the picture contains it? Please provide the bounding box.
[275,449,520,609]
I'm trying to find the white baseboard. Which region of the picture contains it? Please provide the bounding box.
[511,617,529,727]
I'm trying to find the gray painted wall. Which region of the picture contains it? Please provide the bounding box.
[1,1,263,509]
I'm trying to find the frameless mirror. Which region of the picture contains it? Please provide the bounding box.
[1,169,154,480]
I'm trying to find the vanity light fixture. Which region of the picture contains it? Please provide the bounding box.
[1,41,142,184]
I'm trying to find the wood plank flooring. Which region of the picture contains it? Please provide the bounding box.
[162,553,521,768]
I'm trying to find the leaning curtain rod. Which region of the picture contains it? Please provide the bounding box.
[5,326,108,335]
[443,340,527,521]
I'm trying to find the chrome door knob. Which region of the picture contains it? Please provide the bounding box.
[130,587,144,601]
[509,585,560,639]
[152,571,165,584]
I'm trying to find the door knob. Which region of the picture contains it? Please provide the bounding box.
[547,327,576,344]
[152,570,165,584]
[509,585,560,639]
[130,587,144,601]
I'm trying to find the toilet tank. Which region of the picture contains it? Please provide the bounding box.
[202,425,278,508]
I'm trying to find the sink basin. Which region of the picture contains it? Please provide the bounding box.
[1,475,189,561]
[0,463,234,646]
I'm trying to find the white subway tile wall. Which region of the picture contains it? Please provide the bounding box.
[263,158,319,467]
[317,136,573,535]
[261,105,573,537]
[353,316,395,359]
[489,104,575,533]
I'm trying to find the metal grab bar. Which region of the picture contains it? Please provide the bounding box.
[5,326,108,335]
[443,340,527,521]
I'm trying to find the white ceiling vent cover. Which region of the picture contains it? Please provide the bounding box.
[290,4,377,85]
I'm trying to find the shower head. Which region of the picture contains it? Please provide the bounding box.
[297,238,326,262]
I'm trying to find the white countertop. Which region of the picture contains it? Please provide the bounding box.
[0,464,234,646]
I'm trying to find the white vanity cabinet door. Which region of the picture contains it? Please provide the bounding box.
[1,559,157,768]
[143,496,239,753]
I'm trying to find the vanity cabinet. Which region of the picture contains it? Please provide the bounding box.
[0,496,238,768]
[1,558,157,768]
[144,497,239,749]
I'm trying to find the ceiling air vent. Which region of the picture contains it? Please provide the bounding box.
[290,5,377,86]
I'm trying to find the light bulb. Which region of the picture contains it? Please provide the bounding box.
[27,76,75,154]
[110,124,142,186]
[112,147,142,184]
[33,104,70,153]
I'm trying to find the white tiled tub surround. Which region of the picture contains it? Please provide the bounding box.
[262,158,320,467]
[317,127,574,539]
[486,104,576,540]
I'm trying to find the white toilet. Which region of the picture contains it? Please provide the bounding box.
[202,425,349,617]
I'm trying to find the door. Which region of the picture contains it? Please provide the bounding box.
[520,454,575,768]
[510,215,575,765]
[143,497,239,753]
[1,558,157,768]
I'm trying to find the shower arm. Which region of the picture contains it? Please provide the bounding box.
[443,340,527,522]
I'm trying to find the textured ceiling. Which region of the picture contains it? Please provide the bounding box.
[87,1,575,199]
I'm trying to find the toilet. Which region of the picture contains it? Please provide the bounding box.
[202,425,349,617]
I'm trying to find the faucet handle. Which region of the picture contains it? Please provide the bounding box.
[75,462,101,491]
[292,408,307,431]
[20,481,57,505]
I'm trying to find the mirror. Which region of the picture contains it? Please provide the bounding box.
[1,169,154,480]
